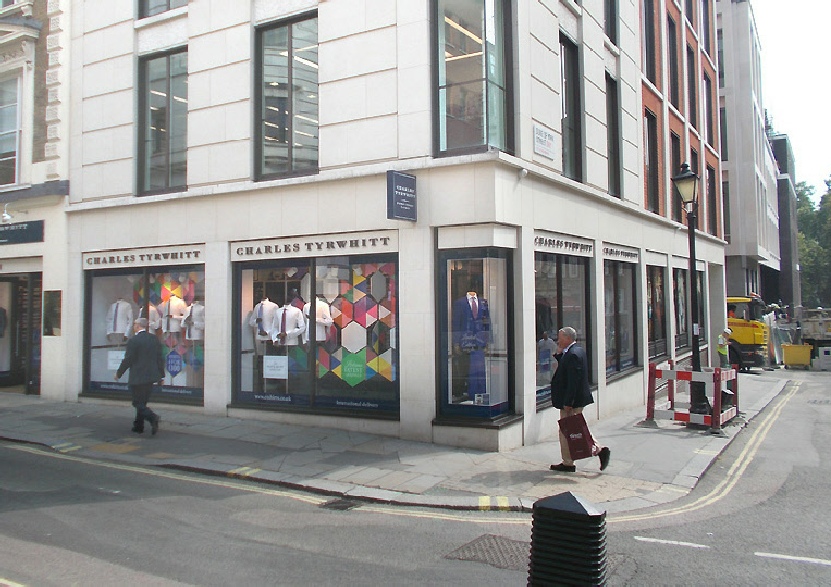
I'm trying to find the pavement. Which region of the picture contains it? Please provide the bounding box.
[0,372,789,514]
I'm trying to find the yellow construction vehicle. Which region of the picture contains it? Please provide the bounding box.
[727,294,770,371]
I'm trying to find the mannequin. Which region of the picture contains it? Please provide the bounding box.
[106,297,134,343]
[270,301,305,346]
[451,289,491,402]
[303,296,333,344]
[158,294,188,334]
[249,297,278,343]
[181,300,205,341]
[139,304,161,332]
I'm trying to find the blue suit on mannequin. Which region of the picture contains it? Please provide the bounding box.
[452,292,490,401]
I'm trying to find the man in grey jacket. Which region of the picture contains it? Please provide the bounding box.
[114,318,165,434]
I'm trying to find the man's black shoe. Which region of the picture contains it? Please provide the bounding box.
[150,415,160,435]
[599,447,611,471]
[549,463,576,472]
[131,426,144,434]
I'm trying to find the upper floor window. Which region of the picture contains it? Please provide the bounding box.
[667,15,680,109]
[642,0,657,84]
[138,49,188,195]
[0,77,19,186]
[140,0,187,19]
[704,73,714,146]
[256,15,319,179]
[644,108,659,213]
[436,0,511,155]
[561,33,582,181]
[605,0,618,45]
[606,74,621,197]
[686,45,697,128]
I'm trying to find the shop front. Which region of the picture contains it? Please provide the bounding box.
[230,230,399,418]
[81,245,206,404]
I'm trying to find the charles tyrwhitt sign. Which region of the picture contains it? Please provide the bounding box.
[386,170,417,221]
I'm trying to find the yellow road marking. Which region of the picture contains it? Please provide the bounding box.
[478,496,490,510]
[496,496,510,510]
[0,577,27,587]
[610,382,799,524]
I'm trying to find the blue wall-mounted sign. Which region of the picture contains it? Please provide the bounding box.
[0,220,44,245]
[386,170,417,222]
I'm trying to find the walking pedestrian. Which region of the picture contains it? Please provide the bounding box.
[549,326,610,472]
[114,317,164,434]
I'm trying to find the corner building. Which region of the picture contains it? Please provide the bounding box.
[61,0,726,450]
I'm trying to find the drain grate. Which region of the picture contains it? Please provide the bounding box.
[319,498,361,511]
[808,399,831,405]
[445,534,530,571]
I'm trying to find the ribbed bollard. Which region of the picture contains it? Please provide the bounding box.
[528,492,607,586]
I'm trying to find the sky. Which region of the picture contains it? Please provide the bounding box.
[750,1,831,202]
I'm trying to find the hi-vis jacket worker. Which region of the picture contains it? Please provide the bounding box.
[718,327,732,367]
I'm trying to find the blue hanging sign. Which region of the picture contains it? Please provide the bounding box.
[386,170,417,222]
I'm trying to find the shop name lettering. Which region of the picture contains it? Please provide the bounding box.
[603,247,638,259]
[236,237,392,257]
[535,236,593,253]
[86,250,202,265]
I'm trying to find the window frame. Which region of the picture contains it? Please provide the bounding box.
[644,108,659,213]
[606,73,621,198]
[604,260,638,377]
[432,0,514,157]
[254,12,320,181]
[0,75,20,187]
[137,47,188,196]
[647,265,668,359]
[560,32,583,182]
[139,0,187,20]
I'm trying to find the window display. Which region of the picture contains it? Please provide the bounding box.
[647,265,667,358]
[534,252,592,403]
[86,267,205,402]
[236,255,398,414]
[438,248,511,417]
[604,260,637,376]
[673,268,689,349]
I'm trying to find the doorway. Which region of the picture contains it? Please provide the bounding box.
[0,272,42,394]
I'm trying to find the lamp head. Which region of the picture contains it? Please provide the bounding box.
[672,162,699,207]
[1,204,11,223]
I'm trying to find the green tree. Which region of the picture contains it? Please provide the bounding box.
[797,180,831,307]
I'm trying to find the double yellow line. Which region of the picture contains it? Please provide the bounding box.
[609,381,799,524]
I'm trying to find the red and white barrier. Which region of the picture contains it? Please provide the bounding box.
[645,363,739,432]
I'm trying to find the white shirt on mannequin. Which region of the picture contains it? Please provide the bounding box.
[270,304,305,346]
[303,297,334,343]
[106,298,134,337]
[249,298,278,342]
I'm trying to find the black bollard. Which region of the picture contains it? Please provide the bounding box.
[528,492,607,586]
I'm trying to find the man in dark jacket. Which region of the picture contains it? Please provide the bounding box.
[549,327,610,472]
[114,318,165,434]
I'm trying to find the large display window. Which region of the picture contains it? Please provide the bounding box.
[647,265,668,358]
[534,251,592,404]
[604,259,638,376]
[438,248,512,418]
[84,266,206,402]
[234,254,398,415]
[673,267,689,350]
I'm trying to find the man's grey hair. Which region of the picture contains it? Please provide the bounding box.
[134,317,148,329]
[559,326,577,342]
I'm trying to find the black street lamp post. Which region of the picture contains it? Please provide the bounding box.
[672,163,710,415]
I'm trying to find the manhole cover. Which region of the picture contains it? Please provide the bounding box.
[319,498,361,511]
[445,534,530,571]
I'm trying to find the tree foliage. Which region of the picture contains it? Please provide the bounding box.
[797,180,831,307]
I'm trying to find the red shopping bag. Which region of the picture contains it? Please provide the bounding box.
[558,413,596,460]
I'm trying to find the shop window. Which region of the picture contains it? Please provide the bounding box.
[647,265,667,358]
[604,260,637,376]
[435,0,512,154]
[85,267,206,402]
[256,14,319,179]
[140,0,187,19]
[138,49,188,194]
[534,252,592,404]
[235,255,398,415]
[673,267,689,349]
[438,248,511,418]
